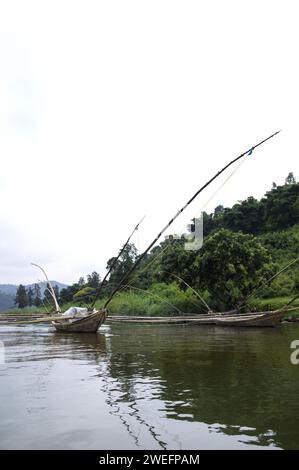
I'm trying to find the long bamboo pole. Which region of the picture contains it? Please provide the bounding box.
[89,215,145,310]
[10,316,78,325]
[104,130,281,308]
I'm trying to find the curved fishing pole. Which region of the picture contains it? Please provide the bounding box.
[167,272,212,313]
[31,263,61,313]
[89,215,146,310]
[37,278,58,308]
[44,287,59,309]
[103,130,281,309]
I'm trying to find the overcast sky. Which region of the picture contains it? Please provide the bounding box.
[0,1,298,285]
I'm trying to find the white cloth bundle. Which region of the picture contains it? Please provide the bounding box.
[62,307,89,318]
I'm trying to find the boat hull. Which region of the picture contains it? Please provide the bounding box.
[52,309,107,333]
[205,311,286,327]
[106,310,288,327]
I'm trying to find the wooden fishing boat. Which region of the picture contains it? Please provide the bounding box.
[28,264,108,333]
[106,307,297,327]
[52,309,107,333]
[192,309,287,327]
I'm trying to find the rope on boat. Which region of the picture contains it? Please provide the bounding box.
[103,131,281,309]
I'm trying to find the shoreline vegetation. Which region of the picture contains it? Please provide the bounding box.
[2,293,299,322]
[2,176,299,321]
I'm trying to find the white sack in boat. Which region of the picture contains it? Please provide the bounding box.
[62,307,89,318]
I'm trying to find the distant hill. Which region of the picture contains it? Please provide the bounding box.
[0,292,15,311]
[0,281,68,312]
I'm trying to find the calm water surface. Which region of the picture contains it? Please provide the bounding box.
[0,322,299,449]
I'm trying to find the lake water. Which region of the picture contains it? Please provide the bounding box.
[0,322,299,450]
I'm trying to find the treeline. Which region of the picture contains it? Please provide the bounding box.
[15,283,60,309]
[59,271,101,305]
[14,273,101,310]
[202,172,298,236]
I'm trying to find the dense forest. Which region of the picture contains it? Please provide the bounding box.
[11,174,299,315]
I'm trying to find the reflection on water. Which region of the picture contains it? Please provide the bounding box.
[0,322,299,449]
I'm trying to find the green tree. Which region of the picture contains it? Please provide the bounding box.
[196,229,275,310]
[43,283,55,308]
[54,284,59,301]
[33,284,42,307]
[87,271,101,288]
[27,287,34,307]
[107,243,138,287]
[285,172,296,185]
[59,283,80,304]
[15,285,28,309]
[263,183,299,231]
[214,205,225,216]
[155,236,198,286]
[73,286,96,304]
[216,197,263,235]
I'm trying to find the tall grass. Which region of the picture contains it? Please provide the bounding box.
[0,306,44,315]
[95,282,208,316]
[248,296,299,312]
